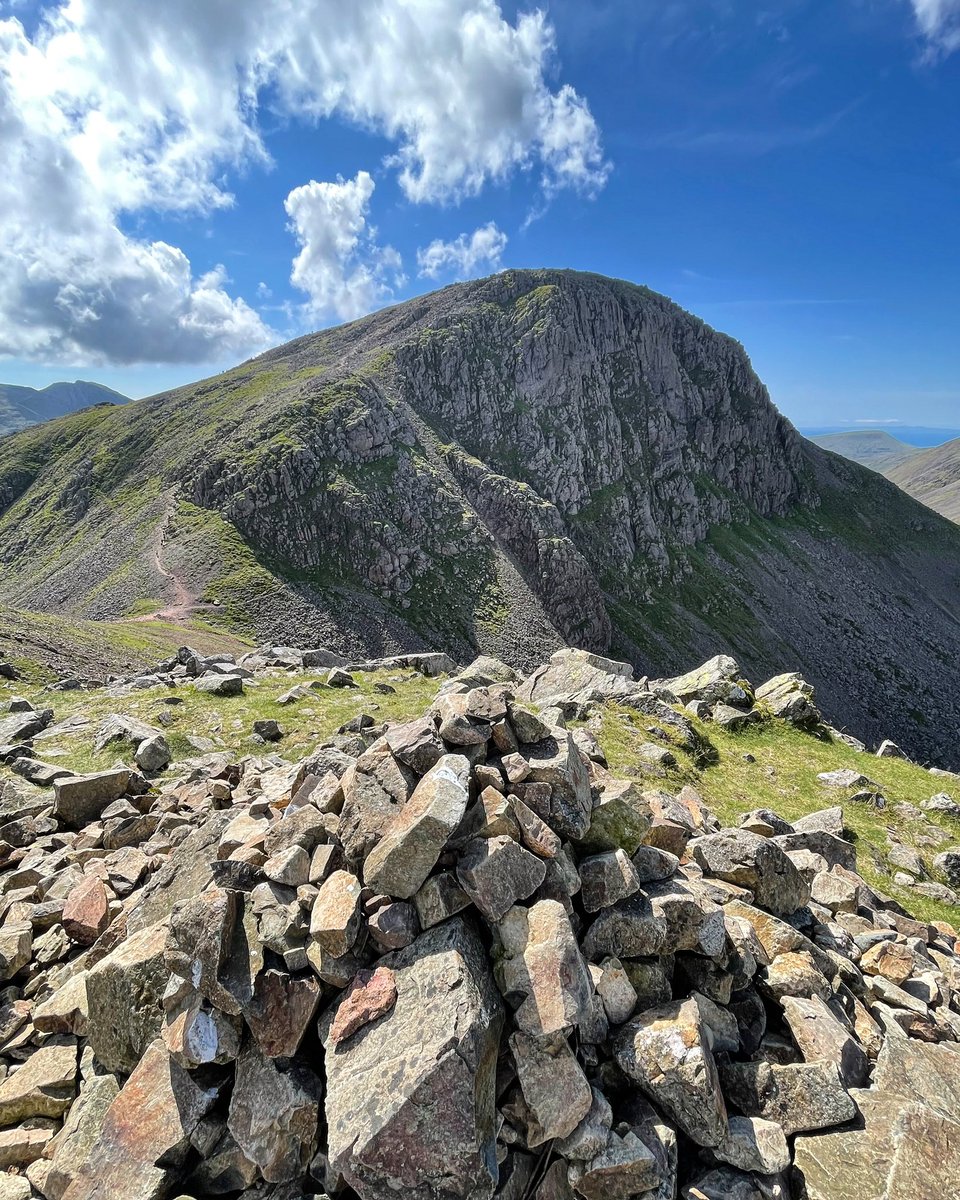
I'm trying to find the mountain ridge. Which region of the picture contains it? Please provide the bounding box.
[0,378,129,437]
[886,436,960,524]
[808,429,922,474]
[2,268,960,765]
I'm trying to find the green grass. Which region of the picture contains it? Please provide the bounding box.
[583,704,960,927]
[0,667,441,780]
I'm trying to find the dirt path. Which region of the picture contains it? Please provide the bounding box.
[128,504,208,624]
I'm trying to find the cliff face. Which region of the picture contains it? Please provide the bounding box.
[2,270,960,764]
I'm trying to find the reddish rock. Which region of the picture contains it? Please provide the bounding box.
[62,876,110,946]
[329,966,398,1045]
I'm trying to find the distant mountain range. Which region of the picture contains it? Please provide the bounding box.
[802,424,960,448]
[0,380,130,437]
[807,429,923,474]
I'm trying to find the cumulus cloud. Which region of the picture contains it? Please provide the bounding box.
[909,0,960,52]
[0,1,607,364]
[285,172,404,321]
[417,223,508,280]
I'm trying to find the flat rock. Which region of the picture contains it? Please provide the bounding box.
[0,1040,77,1124]
[690,830,810,915]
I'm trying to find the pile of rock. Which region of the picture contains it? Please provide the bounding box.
[0,649,957,1200]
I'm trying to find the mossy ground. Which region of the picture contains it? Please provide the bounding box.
[585,703,960,926]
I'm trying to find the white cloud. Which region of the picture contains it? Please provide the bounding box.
[0,1,607,364]
[285,172,404,321]
[417,222,508,280]
[909,0,960,52]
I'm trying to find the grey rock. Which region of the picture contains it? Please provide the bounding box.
[325,919,502,1200]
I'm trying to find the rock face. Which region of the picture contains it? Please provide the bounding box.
[325,919,503,1200]
[0,653,959,1200]
[5,270,960,764]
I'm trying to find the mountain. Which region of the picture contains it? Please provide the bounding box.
[887,437,960,524]
[3,268,960,764]
[0,379,129,436]
[808,429,922,473]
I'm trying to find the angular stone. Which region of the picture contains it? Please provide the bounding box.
[631,844,679,883]
[613,996,728,1147]
[245,969,321,1057]
[368,900,420,950]
[521,730,592,840]
[385,718,445,775]
[413,871,472,929]
[53,771,131,828]
[859,939,914,985]
[646,878,726,955]
[719,1060,856,1135]
[568,1130,662,1200]
[34,971,89,1036]
[85,920,169,1073]
[43,1074,120,1200]
[135,735,170,773]
[60,1039,219,1200]
[793,1089,960,1200]
[329,966,398,1045]
[712,1115,790,1175]
[457,836,546,923]
[0,925,31,982]
[496,900,593,1037]
[578,779,651,854]
[193,673,243,695]
[579,850,640,912]
[62,876,110,946]
[689,830,809,915]
[781,995,868,1088]
[755,673,820,726]
[556,1086,613,1162]
[165,887,261,1016]
[509,1031,592,1146]
[325,919,502,1200]
[591,956,638,1025]
[310,869,364,957]
[227,1037,320,1184]
[772,830,856,872]
[0,1041,77,1125]
[0,1123,56,1168]
[583,893,667,960]
[760,950,831,1002]
[262,844,310,887]
[509,796,561,858]
[363,754,470,899]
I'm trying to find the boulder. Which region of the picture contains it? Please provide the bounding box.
[495,900,593,1037]
[59,1039,219,1200]
[53,770,132,828]
[227,1037,321,1183]
[325,919,503,1200]
[719,1060,856,1135]
[456,836,546,923]
[0,1040,77,1124]
[85,920,169,1073]
[613,996,728,1147]
[690,830,810,915]
[363,754,470,899]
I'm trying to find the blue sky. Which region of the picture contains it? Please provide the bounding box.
[1,0,958,430]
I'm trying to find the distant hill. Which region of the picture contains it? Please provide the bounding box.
[0,380,129,436]
[887,437,960,523]
[808,429,923,474]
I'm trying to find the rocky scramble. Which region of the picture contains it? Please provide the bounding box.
[0,646,957,1199]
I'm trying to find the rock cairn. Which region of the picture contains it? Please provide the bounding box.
[0,648,958,1200]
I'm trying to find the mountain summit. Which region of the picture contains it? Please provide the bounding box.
[2,269,960,763]
[0,379,129,437]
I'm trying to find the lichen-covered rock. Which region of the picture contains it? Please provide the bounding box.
[613,996,728,1147]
